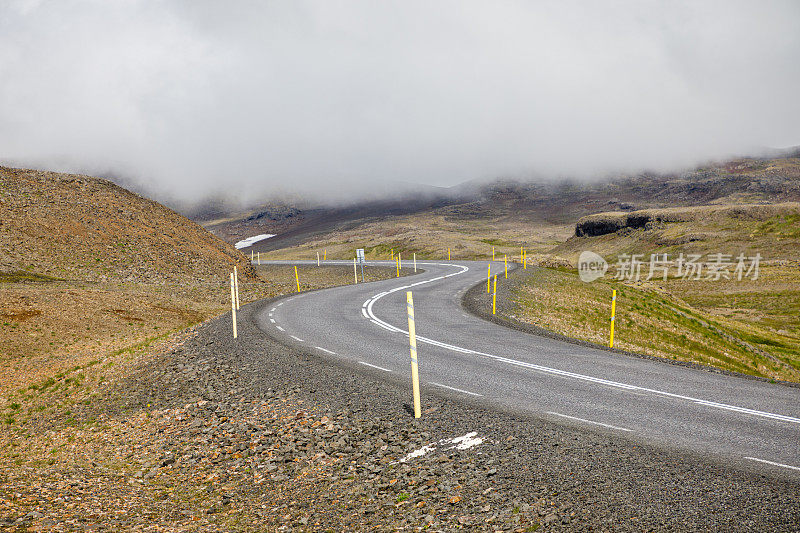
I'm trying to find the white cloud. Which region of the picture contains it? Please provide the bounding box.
[1,1,798,203]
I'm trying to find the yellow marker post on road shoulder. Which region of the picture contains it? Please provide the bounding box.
[492,275,497,315]
[294,266,300,292]
[492,246,495,260]
[233,266,240,310]
[324,249,327,261]
[396,257,400,277]
[520,246,523,263]
[487,264,491,293]
[230,272,237,339]
[609,289,617,348]
[251,250,253,262]
[391,248,394,260]
[523,249,527,269]
[448,248,451,261]
[407,291,421,419]
[257,251,260,265]
[353,258,358,284]
[504,255,508,279]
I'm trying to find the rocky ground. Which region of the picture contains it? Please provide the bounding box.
[2,272,799,531]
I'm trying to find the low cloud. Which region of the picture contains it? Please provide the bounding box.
[1,1,798,204]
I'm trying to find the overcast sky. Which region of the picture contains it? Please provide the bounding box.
[1,1,799,203]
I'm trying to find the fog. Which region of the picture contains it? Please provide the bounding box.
[1,1,798,204]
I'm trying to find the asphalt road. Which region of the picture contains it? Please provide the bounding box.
[255,260,800,479]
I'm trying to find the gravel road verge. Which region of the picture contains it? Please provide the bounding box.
[4,274,798,531]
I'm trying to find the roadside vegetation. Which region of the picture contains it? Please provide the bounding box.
[510,264,800,382]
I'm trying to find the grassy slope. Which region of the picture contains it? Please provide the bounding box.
[511,203,800,382]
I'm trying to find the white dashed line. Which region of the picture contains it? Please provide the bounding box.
[269,318,275,323]
[270,307,276,312]
[359,361,392,372]
[276,326,284,332]
[290,335,304,342]
[745,457,800,472]
[315,347,336,355]
[547,411,632,432]
[429,382,482,397]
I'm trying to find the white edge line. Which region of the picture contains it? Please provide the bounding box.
[315,346,336,355]
[745,457,800,472]
[547,411,632,432]
[290,335,304,342]
[275,326,284,332]
[269,318,275,323]
[360,264,800,426]
[359,361,392,372]
[429,382,482,397]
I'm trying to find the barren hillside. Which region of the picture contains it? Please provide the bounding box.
[0,166,255,283]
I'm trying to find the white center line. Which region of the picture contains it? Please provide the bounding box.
[270,307,276,312]
[269,318,276,323]
[360,269,800,427]
[359,361,392,372]
[276,325,284,332]
[745,457,800,472]
[429,382,482,397]
[290,335,304,342]
[315,346,336,355]
[547,411,632,432]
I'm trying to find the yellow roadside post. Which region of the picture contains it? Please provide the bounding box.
[324,249,327,261]
[257,251,260,265]
[448,248,451,261]
[391,248,394,260]
[233,266,240,310]
[504,255,508,279]
[250,250,253,262]
[413,252,417,272]
[609,289,617,348]
[492,246,495,261]
[294,266,300,292]
[407,291,421,419]
[520,246,523,263]
[230,272,237,339]
[523,249,527,269]
[353,258,358,284]
[487,264,491,293]
[492,275,497,314]
[396,256,400,277]
[398,253,401,271]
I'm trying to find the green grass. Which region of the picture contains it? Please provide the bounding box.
[511,267,800,381]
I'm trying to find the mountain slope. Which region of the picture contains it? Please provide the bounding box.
[0,166,255,283]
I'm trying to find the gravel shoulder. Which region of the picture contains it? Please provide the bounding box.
[2,271,799,531]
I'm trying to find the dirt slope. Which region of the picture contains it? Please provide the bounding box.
[0,166,255,283]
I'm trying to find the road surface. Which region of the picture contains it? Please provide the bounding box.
[255,260,800,478]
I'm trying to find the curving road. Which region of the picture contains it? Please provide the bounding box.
[256,260,800,478]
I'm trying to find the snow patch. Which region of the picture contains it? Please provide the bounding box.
[235,234,275,249]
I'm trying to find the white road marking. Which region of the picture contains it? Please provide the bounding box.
[360,268,800,427]
[429,382,482,397]
[269,313,273,318]
[745,457,800,472]
[270,307,276,312]
[277,302,283,307]
[359,361,392,372]
[276,326,284,332]
[290,335,304,342]
[315,347,336,355]
[269,318,275,323]
[547,411,633,432]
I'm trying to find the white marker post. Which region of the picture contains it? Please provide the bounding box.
[413,252,417,272]
[407,291,421,419]
[257,251,260,265]
[353,257,358,284]
[317,251,320,267]
[230,272,237,339]
[356,248,365,282]
[251,250,253,262]
[234,266,240,310]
